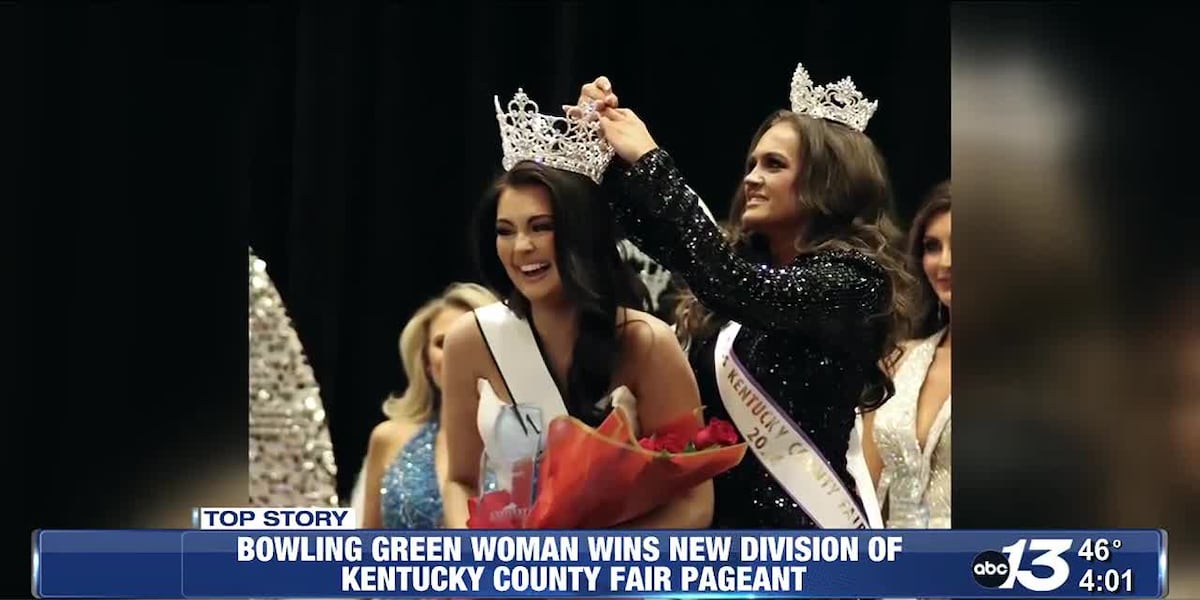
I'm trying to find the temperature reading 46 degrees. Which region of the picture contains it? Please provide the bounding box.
[1078,538,1122,562]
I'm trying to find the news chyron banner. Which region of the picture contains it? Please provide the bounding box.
[32,507,1168,598]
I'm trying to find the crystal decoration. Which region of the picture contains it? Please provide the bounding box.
[248,248,340,508]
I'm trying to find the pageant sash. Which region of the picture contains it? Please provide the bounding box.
[473,303,570,426]
[715,321,882,529]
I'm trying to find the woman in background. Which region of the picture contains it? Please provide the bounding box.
[358,282,498,529]
[865,181,952,528]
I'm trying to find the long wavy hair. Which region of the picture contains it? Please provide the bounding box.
[381,282,498,422]
[674,110,917,412]
[473,161,645,424]
[907,180,952,339]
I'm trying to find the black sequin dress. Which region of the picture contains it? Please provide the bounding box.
[609,149,891,530]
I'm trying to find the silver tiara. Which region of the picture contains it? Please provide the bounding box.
[789,63,879,132]
[494,89,615,184]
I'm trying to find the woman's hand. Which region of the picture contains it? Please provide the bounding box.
[564,76,619,120]
[598,107,659,164]
[566,77,658,163]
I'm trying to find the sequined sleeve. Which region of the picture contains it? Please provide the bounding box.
[611,148,889,334]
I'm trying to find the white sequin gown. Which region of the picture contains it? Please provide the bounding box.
[872,328,951,528]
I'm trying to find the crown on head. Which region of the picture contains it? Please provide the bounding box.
[789,63,878,132]
[494,89,615,184]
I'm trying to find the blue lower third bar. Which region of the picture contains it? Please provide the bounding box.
[35,530,185,599]
[33,529,1167,599]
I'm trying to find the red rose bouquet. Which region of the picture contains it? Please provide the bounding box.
[467,399,746,529]
[639,417,739,454]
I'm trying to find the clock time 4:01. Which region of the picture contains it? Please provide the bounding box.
[1078,568,1133,593]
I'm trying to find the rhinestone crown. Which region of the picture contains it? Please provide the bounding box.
[494,88,615,184]
[789,63,879,132]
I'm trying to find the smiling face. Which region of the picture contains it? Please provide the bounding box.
[494,184,562,304]
[740,121,804,233]
[922,209,952,309]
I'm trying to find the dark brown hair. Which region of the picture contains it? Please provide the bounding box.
[907,179,952,339]
[472,161,643,424]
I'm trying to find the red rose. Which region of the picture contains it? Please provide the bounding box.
[693,426,718,450]
[708,418,739,446]
[694,419,740,449]
[638,437,658,451]
[654,432,688,454]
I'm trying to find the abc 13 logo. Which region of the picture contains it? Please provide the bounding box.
[971,550,1010,588]
[970,539,1073,593]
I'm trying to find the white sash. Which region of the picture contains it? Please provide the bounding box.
[473,302,570,425]
[474,302,641,434]
[715,321,883,529]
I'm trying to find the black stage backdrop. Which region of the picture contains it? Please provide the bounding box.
[18,1,948,507]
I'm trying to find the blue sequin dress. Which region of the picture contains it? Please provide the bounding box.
[379,420,442,529]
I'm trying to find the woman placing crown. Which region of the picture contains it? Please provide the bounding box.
[438,90,714,529]
[574,64,917,531]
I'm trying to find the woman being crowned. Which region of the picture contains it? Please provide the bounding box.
[439,90,726,530]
